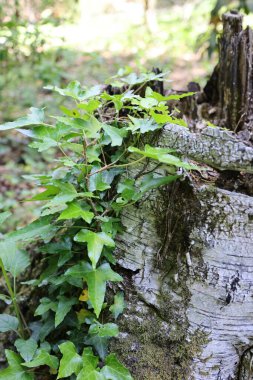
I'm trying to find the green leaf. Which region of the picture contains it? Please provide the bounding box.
[109,292,125,320]
[74,230,115,269]
[0,108,45,131]
[127,116,159,134]
[0,314,19,332]
[77,367,105,380]
[0,211,11,224]
[8,216,55,243]
[140,174,180,193]
[45,81,102,101]
[84,335,109,361]
[88,167,111,192]
[55,296,77,327]
[15,338,38,362]
[0,350,34,380]
[89,323,119,337]
[0,241,29,277]
[58,202,94,224]
[102,125,127,146]
[57,341,82,379]
[82,347,99,368]
[29,138,58,152]
[66,262,122,317]
[34,297,57,316]
[150,110,187,126]
[101,354,133,380]
[23,350,59,370]
[128,145,198,170]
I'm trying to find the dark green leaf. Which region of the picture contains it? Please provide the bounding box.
[0,241,29,277]
[15,338,38,362]
[0,314,19,332]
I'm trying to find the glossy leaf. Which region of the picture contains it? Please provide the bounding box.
[23,350,59,370]
[74,229,115,268]
[55,296,77,327]
[0,350,34,380]
[101,354,133,380]
[58,202,94,224]
[57,341,82,379]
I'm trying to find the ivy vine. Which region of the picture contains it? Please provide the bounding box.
[0,69,196,379]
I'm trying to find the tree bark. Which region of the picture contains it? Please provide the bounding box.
[112,11,253,380]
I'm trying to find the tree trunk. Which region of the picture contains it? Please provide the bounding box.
[112,11,253,380]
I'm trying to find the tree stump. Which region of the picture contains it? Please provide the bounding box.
[112,11,253,380]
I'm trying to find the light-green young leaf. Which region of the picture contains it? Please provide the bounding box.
[22,350,59,370]
[74,229,115,269]
[57,341,83,379]
[58,202,94,224]
[0,350,34,380]
[0,211,11,224]
[101,354,133,380]
[102,125,127,146]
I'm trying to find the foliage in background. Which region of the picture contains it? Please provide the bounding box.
[0,70,197,378]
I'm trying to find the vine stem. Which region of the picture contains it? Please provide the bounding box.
[88,156,146,177]
[0,259,25,339]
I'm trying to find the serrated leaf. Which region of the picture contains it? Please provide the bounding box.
[0,241,29,277]
[74,229,115,269]
[0,211,11,224]
[109,292,125,320]
[0,314,19,332]
[22,350,59,370]
[55,296,77,327]
[57,341,82,379]
[102,125,127,146]
[58,202,94,224]
[0,108,45,131]
[101,354,133,380]
[0,350,34,380]
[15,338,38,362]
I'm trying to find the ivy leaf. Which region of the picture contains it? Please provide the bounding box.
[109,292,125,320]
[102,125,127,146]
[0,108,45,131]
[0,350,34,380]
[88,166,111,192]
[55,296,77,327]
[84,335,109,360]
[139,174,180,193]
[7,216,55,243]
[74,229,115,269]
[22,350,59,370]
[0,241,29,277]
[150,110,187,126]
[82,347,99,368]
[15,338,38,362]
[127,116,160,134]
[66,262,122,317]
[57,341,82,379]
[58,202,94,224]
[0,211,11,224]
[0,314,19,332]
[34,297,57,316]
[101,354,133,380]
[89,323,119,337]
[29,138,58,152]
[128,145,198,170]
[77,367,105,380]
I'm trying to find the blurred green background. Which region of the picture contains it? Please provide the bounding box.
[1,0,253,230]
